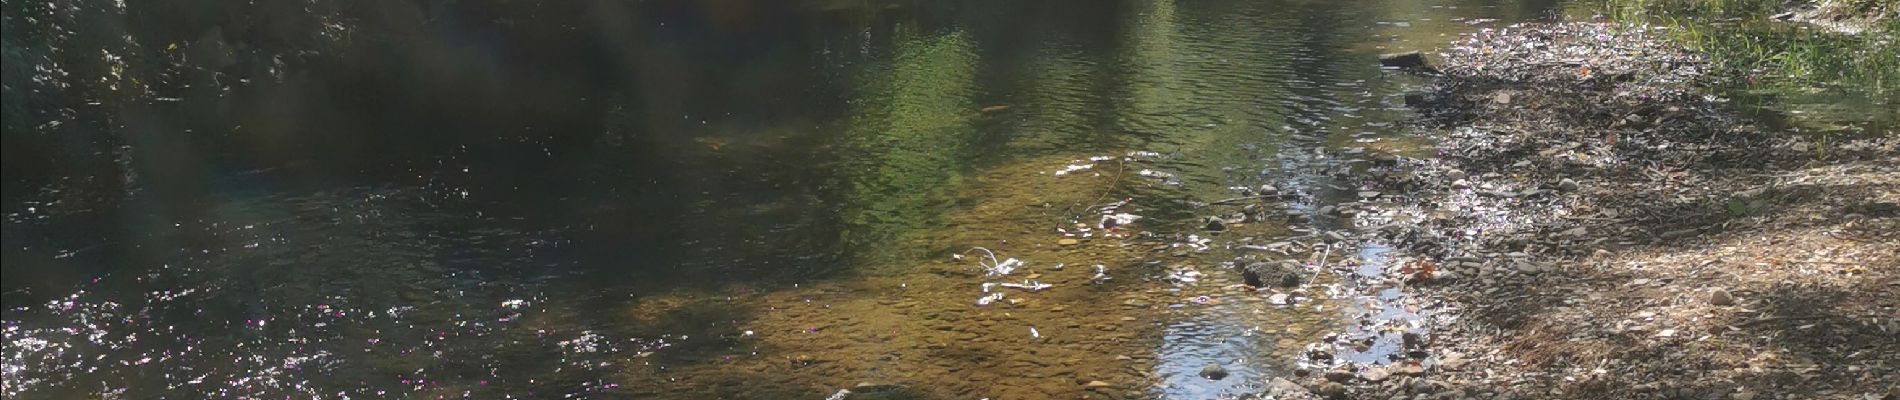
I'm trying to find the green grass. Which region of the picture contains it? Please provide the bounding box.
[1594,0,1898,96]
[1590,0,1899,136]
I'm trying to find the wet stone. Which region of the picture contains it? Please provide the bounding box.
[1058,238,1080,246]
[1379,51,1432,70]
[1200,363,1230,380]
[1204,216,1228,231]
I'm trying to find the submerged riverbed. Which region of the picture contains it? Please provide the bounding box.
[4,0,1577,398]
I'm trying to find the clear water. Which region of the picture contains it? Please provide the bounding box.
[2,0,1568,398]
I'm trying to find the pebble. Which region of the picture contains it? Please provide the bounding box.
[1325,369,1356,383]
[1058,238,1080,246]
[1083,380,1112,388]
[1265,378,1314,399]
[1393,363,1426,376]
[1558,178,1581,191]
[1316,382,1348,399]
[1709,288,1735,306]
[1360,366,1393,382]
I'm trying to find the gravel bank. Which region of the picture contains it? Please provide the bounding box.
[1269,22,1898,400]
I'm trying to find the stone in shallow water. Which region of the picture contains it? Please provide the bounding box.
[1199,363,1229,380]
[1379,51,1431,70]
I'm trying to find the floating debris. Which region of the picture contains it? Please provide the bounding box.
[975,292,1006,306]
[1053,163,1095,176]
[1091,264,1111,284]
[1099,213,1142,230]
[500,299,530,310]
[998,280,1053,292]
[1137,169,1176,179]
[1164,266,1204,285]
[963,247,1021,276]
[825,388,852,400]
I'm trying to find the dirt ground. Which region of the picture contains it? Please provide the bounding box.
[1262,22,1898,400]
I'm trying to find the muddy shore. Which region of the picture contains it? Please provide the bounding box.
[1257,21,1897,400]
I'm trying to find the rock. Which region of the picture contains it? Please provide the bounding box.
[1266,378,1321,400]
[1267,293,1292,305]
[1200,363,1230,380]
[1732,389,1758,400]
[1316,381,1349,399]
[1445,169,1467,180]
[1438,351,1467,369]
[1709,288,1736,306]
[1557,178,1581,192]
[1393,363,1426,376]
[1058,238,1080,246]
[1360,366,1393,382]
[1379,51,1431,70]
[1243,261,1304,288]
[1325,369,1356,383]
[1204,216,1228,231]
[1241,267,1264,287]
[1083,380,1113,389]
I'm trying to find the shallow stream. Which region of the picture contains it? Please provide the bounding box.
[3,0,1574,398]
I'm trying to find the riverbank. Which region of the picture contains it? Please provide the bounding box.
[1269,21,1896,400]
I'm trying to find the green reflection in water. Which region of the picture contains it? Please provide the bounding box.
[833,27,981,268]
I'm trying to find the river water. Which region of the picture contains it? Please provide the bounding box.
[3,0,1567,398]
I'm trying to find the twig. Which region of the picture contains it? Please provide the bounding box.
[1309,244,1333,283]
[1208,195,1275,206]
[963,247,1002,268]
[1079,159,1128,215]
